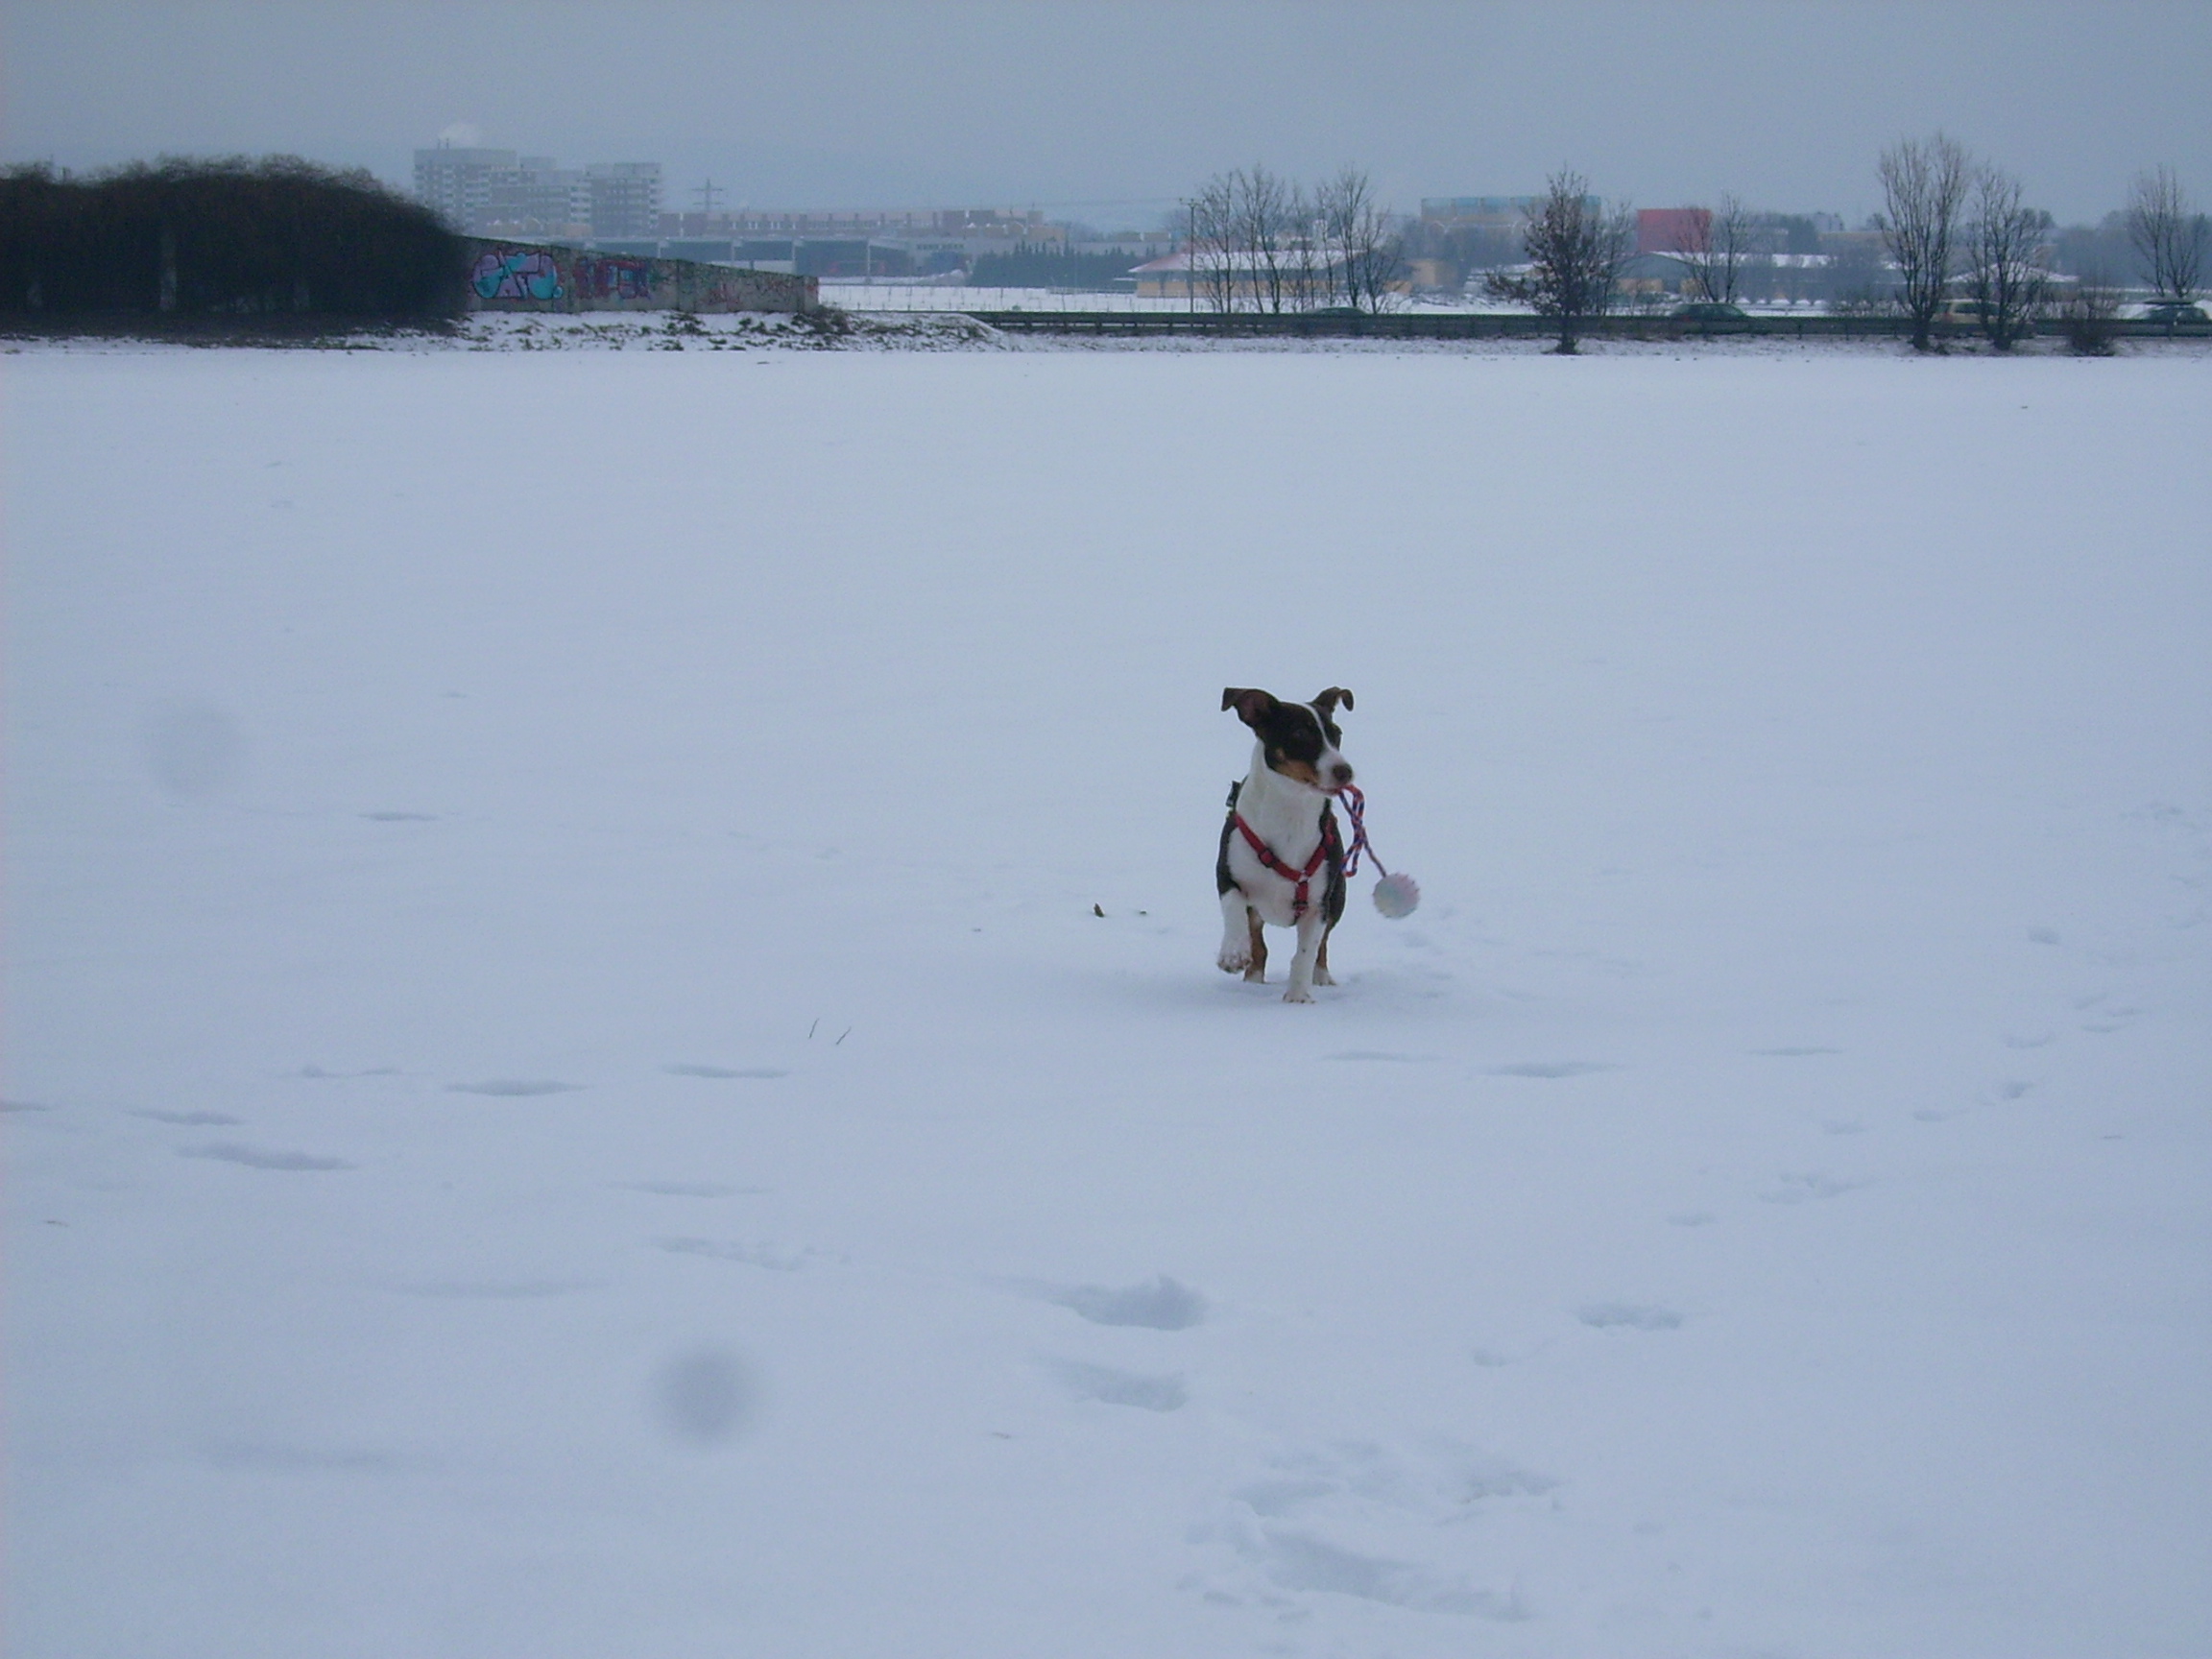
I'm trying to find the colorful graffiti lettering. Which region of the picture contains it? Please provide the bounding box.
[572,255,654,302]
[471,249,564,301]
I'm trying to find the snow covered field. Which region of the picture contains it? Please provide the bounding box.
[7,343,2207,1658]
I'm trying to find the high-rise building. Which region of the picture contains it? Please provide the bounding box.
[414,147,518,231]
[586,164,663,239]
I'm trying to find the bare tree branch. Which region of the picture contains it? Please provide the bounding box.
[1484,169,1633,352]
[1877,132,1971,351]
[1967,166,2050,350]
[2128,164,2207,303]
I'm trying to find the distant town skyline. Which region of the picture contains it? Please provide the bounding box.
[7,1,2207,226]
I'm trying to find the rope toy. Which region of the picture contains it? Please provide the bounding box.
[1337,783,1421,918]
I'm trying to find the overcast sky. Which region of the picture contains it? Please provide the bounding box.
[6,1,2207,226]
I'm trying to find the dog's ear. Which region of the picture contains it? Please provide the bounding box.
[1312,687,1355,718]
[1223,687,1276,728]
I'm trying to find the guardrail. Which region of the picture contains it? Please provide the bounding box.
[951,309,2212,342]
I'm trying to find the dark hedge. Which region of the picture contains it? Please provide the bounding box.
[0,156,466,319]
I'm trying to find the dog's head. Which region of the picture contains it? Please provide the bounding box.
[1223,687,1355,794]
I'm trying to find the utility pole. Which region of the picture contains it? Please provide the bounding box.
[693,178,723,231]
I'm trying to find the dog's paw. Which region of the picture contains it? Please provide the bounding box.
[1283,983,1316,1004]
[1312,966,1336,987]
[1216,947,1251,974]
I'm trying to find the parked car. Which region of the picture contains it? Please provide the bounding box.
[1672,301,1750,323]
[1932,298,2036,334]
[2139,301,2208,325]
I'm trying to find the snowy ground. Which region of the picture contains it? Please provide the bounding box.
[6,345,2207,1659]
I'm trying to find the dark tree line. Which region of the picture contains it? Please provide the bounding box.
[0,156,466,320]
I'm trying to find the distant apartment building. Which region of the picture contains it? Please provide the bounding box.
[413,144,662,240]
[584,163,663,239]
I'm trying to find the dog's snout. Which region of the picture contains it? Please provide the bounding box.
[1330,761,1355,786]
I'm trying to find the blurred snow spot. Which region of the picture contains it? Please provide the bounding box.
[1052,1275,1207,1330]
[1258,1529,1528,1618]
[180,1142,352,1171]
[1749,1046,1840,1056]
[204,1441,410,1474]
[132,1108,242,1126]
[658,1237,833,1270]
[446,1079,584,1096]
[1575,1302,1683,1331]
[1325,1050,1436,1064]
[143,702,243,798]
[1052,1359,1187,1411]
[663,1064,788,1079]
[361,811,438,822]
[653,1346,757,1445]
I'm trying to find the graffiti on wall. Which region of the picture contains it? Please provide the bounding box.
[572,255,654,302]
[471,249,564,301]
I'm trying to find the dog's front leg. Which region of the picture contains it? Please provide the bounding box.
[1283,910,1327,1002]
[1216,889,1254,974]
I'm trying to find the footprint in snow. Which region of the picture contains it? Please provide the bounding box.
[180,1142,353,1171]
[446,1079,585,1097]
[1048,1274,1208,1331]
[1048,1359,1187,1412]
[1987,1079,2035,1102]
[1576,1302,1684,1331]
[1757,1171,1872,1204]
[657,1237,837,1271]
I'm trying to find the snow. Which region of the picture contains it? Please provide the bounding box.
[6,343,2208,1658]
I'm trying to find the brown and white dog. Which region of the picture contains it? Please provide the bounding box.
[1215,687,1355,1003]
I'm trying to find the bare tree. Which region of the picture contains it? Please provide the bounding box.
[1673,193,1756,304]
[1231,164,1293,313]
[1967,166,2050,350]
[1185,173,1238,313]
[1876,132,1971,350]
[2128,164,2207,303]
[1317,167,1404,314]
[1483,169,1634,352]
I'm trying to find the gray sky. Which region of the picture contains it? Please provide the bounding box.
[6,1,2207,225]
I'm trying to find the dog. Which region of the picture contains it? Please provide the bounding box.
[1215,687,1356,1003]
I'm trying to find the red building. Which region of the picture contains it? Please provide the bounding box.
[1638,207,1711,254]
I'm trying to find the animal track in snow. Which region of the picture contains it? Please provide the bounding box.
[1049,1359,1187,1411]
[446,1079,585,1097]
[1199,1440,1545,1620]
[1757,1171,1872,1204]
[1988,1079,2035,1101]
[180,1142,353,1171]
[1049,1275,1208,1330]
[1483,1061,1621,1079]
[662,1064,788,1079]
[657,1237,838,1271]
[1575,1302,1684,1331]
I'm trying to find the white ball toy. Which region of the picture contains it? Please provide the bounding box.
[1372,871,1421,919]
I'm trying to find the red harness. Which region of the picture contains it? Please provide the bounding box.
[1233,812,1334,919]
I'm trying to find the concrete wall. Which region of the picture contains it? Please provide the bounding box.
[463,240,817,315]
